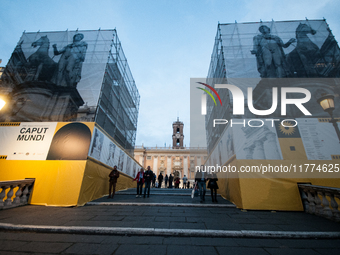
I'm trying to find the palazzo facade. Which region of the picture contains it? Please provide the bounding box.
[134,119,207,187]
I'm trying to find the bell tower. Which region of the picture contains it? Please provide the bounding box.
[172,117,184,149]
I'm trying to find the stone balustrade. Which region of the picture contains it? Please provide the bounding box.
[0,179,35,210]
[298,184,340,222]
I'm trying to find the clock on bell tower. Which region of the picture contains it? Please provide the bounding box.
[172,117,184,149]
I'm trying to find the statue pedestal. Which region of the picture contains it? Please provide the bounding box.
[9,81,84,122]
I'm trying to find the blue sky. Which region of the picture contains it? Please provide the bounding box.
[1,0,339,147]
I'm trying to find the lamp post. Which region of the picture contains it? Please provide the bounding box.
[0,98,6,110]
[317,94,340,143]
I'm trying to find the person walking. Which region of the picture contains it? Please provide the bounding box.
[175,178,180,189]
[182,175,188,189]
[195,165,207,203]
[108,165,120,199]
[158,173,163,188]
[207,172,219,202]
[168,174,174,188]
[143,166,153,198]
[164,174,169,188]
[132,168,144,197]
[152,173,156,188]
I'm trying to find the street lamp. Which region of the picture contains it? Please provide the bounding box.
[0,98,6,110]
[317,93,340,143]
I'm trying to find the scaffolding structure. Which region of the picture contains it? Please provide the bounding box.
[205,19,340,153]
[0,29,140,155]
[195,19,340,211]
[97,30,140,155]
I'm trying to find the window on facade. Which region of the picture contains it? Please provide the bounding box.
[147,156,151,160]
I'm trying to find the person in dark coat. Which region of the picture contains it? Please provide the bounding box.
[158,173,164,188]
[175,178,180,189]
[207,172,219,202]
[195,166,207,203]
[143,166,153,198]
[108,165,120,199]
[152,173,156,187]
[164,174,169,187]
[168,174,174,188]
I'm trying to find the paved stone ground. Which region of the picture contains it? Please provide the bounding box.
[90,187,234,205]
[0,187,339,254]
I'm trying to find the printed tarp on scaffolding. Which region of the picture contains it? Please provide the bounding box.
[204,19,340,153]
[191,19,340,210]
[209,19,340,79]
[0,122,140,206]
[0,29,140,154]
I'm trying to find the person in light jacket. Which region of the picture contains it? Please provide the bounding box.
[133,168,144,197]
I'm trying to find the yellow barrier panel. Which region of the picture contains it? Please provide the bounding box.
[0,160,86,206]
[218,159,340,211]
[77,159,136,206]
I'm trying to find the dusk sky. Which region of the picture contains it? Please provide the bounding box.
[1,0,339,147]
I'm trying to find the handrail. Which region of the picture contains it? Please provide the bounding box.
[298,184,340,222]
[0,179,35,210]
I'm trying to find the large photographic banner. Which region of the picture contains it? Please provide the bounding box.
[0,122,138,206]
[0,122,57,160]
[219,20,339,79]
[191,75,340,185]
[0,30,115,122]
[0,122,93,160]
[190,19,340,210]
[88,127,138,178]
[297,118,340,160]
[0,122,94,206]
[233,120,283,160]
[211,20,340,119]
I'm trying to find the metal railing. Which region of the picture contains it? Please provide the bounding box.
[298,184,340,222]
[0,179,35,210]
